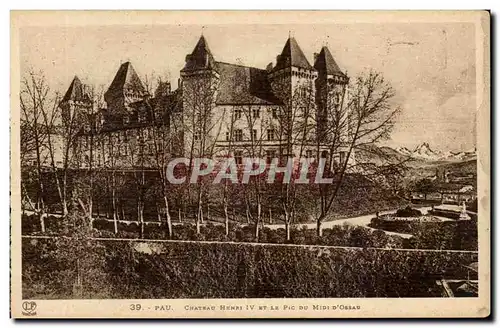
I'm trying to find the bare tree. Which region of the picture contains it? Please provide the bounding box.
[20,70,54,231]
[270,79,317,240]
[148,82,179,238]
[74,84,106,228]
[313,70,401,236]
[182,74,225,234]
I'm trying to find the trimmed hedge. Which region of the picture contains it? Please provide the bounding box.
[22,238,477,299]
[370,217,478,251]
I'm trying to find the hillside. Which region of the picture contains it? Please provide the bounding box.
[355,144,477,189]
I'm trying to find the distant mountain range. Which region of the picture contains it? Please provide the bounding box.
[394,142,477,162]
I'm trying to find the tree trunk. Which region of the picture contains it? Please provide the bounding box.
[88,199,93,229]
[254,202,261,240]
[36,198,46,233]
[112,181,118,234]
[164,196,173,238]
[269,208,272,224]
[224,203,229,236]
[284,210,291,241]
[285,220,291,241]
[138,202,144,239]
[245,203,250,224]
[196,187,203,232]
[316,219,323,237]
[62,175,69,216]
[39,213,46,233]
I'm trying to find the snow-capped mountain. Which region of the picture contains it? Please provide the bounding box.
[393,143,476,162]
[412,142,440,160]
[440,148,477,161]
[395,146,413,156]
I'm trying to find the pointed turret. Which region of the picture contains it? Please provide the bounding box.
[59,76,92,127]
[61,76,91,103]
[105,61,146,98]
[314,46,345,77]
[181,35,218,73]
[273,37,314,72]
[104,61,147,113]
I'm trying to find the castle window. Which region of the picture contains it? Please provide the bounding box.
[123,115,130,125]
[272,108,278,119]
[234,129,243,142]
[194,131,201,141]
[339,151,346,164]
[306,150,313,158]
[234,150,243,165]
[252,108,260,119]
[265,150,276,164]
[225,131,230,141]
[138,112,147,123]
[234,109,242,120]
[267,129,275,141]
[252,129,257,141]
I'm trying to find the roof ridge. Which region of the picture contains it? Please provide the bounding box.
[215,61,265,71]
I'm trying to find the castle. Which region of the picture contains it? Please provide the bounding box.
[59,35,351,169]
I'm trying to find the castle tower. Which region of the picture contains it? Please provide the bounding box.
[180,35,220,156]
[267,37,318,156]
[104,61,147,114]
[313,46,349,143]
[268,37,318,106]
[59,76,92,126]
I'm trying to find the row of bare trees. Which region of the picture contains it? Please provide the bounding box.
[20,68,403,240]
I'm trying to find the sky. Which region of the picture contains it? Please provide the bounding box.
[19,23,476,152]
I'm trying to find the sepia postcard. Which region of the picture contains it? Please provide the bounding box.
[10,10,490,318]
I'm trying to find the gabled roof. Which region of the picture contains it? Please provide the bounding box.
[273,37,314,71]
[61,76,91,103]
[105,61,146,96]
[181,35,218,72]
[215,62,281,105]
[314,46,345,77]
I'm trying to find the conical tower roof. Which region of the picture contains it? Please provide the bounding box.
[181,35,217,72]
[61,76,90,103]
[106,61,146,96]
[273,37,314,71]
[314,46,345,76]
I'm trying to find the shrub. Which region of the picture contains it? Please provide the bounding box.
[22,239,478,299]
[396,206,423,217]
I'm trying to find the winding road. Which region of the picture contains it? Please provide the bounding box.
[263,207,436,239]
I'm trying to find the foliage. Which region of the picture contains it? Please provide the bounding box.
[22,211,114,299]
[370,217,478,251]
[467,198,478,213]
[413,178,437,197]
[395,206,423,217]
[22,238,477,299]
